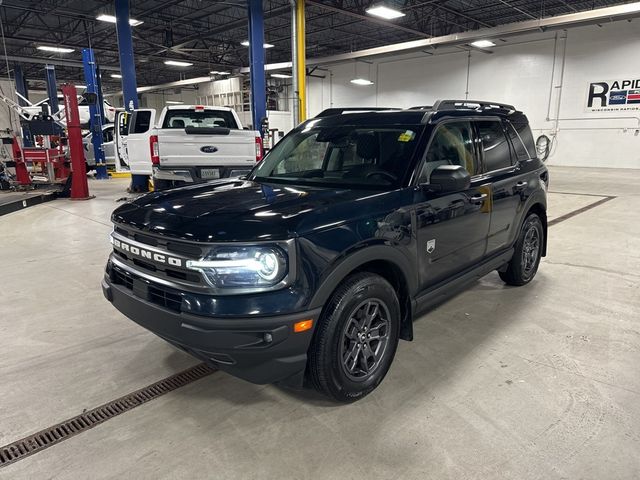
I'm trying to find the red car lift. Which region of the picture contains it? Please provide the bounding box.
[61,84,90,200]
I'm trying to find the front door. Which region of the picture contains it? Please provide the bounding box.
[413,120,491,291]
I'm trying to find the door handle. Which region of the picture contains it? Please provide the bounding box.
[470,193,487,204]
[514,181,528,191]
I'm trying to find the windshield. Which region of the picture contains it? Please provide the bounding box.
[161,109,239,129]
[250,125,423,188]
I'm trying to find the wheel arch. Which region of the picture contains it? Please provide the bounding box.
[308,246,416,341]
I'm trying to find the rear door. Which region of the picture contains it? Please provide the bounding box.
[474,118,529,254]
[413,120,491,290]
[126,109,156,175]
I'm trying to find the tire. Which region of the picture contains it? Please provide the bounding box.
[307,272,401,402]
[499,213,544,286]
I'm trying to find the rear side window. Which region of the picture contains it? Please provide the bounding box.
[476,120,512,172]
[162,109,239,130]
[129,111,151,134]
[506,113,535,161]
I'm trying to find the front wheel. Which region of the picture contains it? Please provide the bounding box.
[499,213,544,286]
[307,272,400,402]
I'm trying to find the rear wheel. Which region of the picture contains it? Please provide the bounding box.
[307,273,400,402]
[499,213,544,286]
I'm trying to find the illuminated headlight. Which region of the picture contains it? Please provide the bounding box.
[186,246,287,289]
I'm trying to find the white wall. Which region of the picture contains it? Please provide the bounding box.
[0,81,23,133]
[307,21,640,169]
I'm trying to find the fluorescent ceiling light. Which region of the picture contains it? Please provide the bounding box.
[210,71,231,75]
[366,5,405,20]
[241,40,274,48]
[164,60,193,67]
[110,74,122,79]
[165,101,184,104]
[350,78,374,86]
[96,14,143,26]
[37,45,74,53]
[75,85,86,89]
[271,73,292,79]
[470,39,496,48]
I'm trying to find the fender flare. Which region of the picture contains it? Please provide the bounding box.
[308,244,417,310]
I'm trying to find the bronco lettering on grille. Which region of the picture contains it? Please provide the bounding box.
[112,238,183,267]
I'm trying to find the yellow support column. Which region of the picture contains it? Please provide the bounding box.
[295,0,306,122]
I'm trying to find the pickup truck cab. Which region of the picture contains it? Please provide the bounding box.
[125,105,263,189]
[103,100,548,402]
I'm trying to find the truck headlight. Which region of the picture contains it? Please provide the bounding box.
[186,246,287,289]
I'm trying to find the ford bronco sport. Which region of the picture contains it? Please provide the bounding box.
[102,100,548,402]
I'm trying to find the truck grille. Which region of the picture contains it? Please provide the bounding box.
[115,225,203,257]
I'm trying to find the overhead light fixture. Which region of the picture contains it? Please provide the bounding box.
[366,5,405,20]
[210,70,231,75]
[37,45,75,53]
[165,101,184,104]
[96,14,143,26]
[271,73,292,79]
[164,60,193,67]
[75,85,87,89]
[470,39,496,48]
[350,78,374,86]
[241,40,274,48]
[110,74,122,79]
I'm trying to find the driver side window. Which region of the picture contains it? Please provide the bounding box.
[418,121,476,183]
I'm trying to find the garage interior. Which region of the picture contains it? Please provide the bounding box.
[1,1,640,479]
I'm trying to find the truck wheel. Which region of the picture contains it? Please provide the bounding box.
[499,213,544,286]
[308,272,400,402]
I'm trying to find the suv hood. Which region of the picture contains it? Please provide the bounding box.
[112,179,395,242]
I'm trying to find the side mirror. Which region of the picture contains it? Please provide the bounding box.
[422,165,470,193]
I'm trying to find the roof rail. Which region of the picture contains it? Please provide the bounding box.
[432,99,515,112]
[315,107,400,118]
[408,105,433,110]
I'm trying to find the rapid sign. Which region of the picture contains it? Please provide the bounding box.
[586,78,640,112]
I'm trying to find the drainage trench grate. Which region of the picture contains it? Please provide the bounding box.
[0,363,216,468]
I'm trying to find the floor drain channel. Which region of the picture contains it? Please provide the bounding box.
[0,363,216,468]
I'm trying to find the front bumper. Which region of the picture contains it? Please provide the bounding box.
[102,276,321,385]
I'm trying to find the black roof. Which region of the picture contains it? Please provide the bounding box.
[313,100,520,126]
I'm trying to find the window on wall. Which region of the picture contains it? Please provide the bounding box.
[418,121,476,183]
[476,120,512,172]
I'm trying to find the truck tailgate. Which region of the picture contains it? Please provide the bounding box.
[158,130,257,167]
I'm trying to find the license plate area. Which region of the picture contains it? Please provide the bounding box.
[200,168,220,179]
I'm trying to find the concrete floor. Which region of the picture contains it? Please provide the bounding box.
[1,166,639,479]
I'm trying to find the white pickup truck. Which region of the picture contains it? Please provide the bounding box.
[124,105,263,189]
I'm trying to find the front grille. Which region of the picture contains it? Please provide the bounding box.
[148,286,182,312]
[112,224,204,286]
[114,224,204,258]
[110,264,183,313]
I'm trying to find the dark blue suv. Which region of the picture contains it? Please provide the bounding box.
[102,100,548,402]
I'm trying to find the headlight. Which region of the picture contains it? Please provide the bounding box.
[186,246,287,289]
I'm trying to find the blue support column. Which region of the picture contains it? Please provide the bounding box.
[115,0,146,191]
[95,65,106,123]
[82,48,108,180]
[14,65,33,147]
[14,65,28,106]
[247,0,266,132]
[44,65,59,114]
